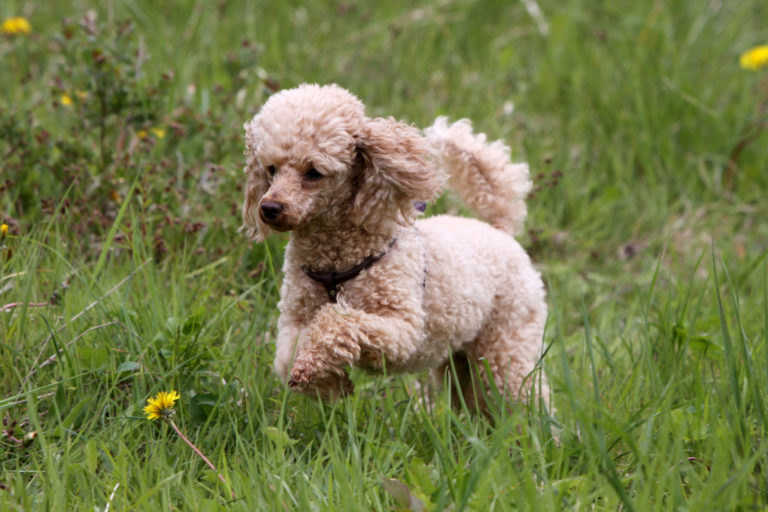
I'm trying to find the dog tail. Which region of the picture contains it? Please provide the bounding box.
[425,117,531,236]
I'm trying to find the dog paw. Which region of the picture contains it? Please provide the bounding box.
[288,357,354,399]
[287,368,312,389]
[288,357,325,389]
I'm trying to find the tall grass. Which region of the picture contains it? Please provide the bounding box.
[1,0,767,509]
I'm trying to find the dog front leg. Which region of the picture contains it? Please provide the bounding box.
[274,315,301,384]
[286,304,359,400]
[288,303,422,396]
[274,311,355,400]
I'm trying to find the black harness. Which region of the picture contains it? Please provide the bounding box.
[302,239,397,303]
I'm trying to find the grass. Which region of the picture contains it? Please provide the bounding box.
[1,0,767,509]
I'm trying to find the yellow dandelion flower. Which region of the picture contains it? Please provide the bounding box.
[137,129,148,139]
[144,390,180,421]
[1,17,32,35]
[61,94,73,106]
[150,127,166,139]
[740,45,768,71]
[1,223,8,237]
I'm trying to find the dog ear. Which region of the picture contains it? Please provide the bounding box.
[352,117,443,229]
[241,121,272,241]
[241,165,272,241]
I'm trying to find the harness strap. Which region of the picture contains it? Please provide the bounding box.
[302,239,396,303]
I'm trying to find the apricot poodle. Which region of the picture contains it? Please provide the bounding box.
[242,84,549,411]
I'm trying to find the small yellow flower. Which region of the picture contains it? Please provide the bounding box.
[1,17,31,35]
[75,90,89,99]
[137,129,148,139]
[60,94,73,106]
[144,390,180,421]
[150,127,166,139]
[0,223,8,237]
[740,45,768,71]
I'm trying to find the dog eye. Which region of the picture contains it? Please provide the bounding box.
[267,165,277,176]
[305,167,323,181]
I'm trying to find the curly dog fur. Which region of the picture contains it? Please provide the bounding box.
[242,84,549,411]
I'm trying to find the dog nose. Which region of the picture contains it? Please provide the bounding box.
[260,201,284,220]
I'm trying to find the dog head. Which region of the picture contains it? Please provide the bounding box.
[241,84,443,241]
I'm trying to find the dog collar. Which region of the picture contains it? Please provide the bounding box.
[302,239,397,303]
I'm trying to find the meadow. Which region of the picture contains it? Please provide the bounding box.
[1,0,767,509]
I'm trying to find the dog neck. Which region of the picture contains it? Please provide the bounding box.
[289,214,404,273]
[300,238,397,302]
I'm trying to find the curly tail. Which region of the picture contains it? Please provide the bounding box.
[425,117,531,236]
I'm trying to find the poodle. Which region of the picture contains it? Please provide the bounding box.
[242,83,549,412]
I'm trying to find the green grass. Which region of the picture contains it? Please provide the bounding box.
[2,0,768,509]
